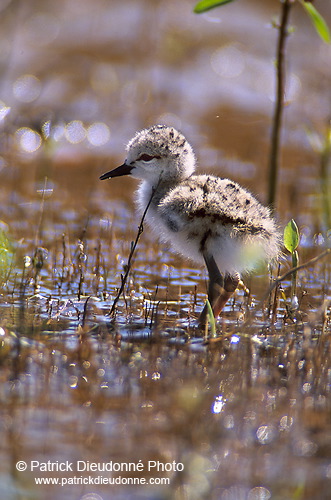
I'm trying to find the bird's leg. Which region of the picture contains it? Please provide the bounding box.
[213,272,240,317]
[199,253,240,327]
[199,253,224,326]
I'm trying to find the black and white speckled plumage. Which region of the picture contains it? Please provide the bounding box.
[100,124,280,321]
[124,125,280,274]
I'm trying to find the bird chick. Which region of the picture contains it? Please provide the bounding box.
[100,125,280,325]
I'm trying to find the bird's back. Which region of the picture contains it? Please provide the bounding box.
[152,174,280,273]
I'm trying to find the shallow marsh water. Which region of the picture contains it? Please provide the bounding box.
[0,0,331,499]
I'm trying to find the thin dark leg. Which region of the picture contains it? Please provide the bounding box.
[212,273,240,317]
[199,253,240,327]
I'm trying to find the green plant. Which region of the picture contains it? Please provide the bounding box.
[0,225,13,286]
[194,0,234,11]
[205,298,217,338]
[194,0,330,43]
[283,219,300,297]
[194,0,330,210]
[300,0,331,43]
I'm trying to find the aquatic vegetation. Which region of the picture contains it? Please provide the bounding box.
[0,224,13,286]
[284,218,300,297]
[0,1,330,499]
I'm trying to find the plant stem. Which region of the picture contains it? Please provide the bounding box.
[243,248,330,328]
[109,186,156,317]
[268,0,293,209]
[320,119,331,229]
[264,248,330,302]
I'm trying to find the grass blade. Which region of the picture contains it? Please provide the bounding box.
[205,299,217,338]
[194,0,236,14]
[301,1,331,43]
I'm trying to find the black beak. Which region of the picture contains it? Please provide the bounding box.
[99,163,133,180]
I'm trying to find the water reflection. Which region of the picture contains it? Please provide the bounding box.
[0,0,330,499]
[212,394,227,414]
[24,12,60,46]
[256,424,277,445]
[211,44,245,79]
[87,122,110,147]
[13,74,41,103]
[248,487,271,500]
[16,126,42,152]
[0,100,10,121]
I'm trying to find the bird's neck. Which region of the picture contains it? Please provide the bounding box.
[136,178,176,212]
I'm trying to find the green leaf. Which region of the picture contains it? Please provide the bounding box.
[284,219,299,254]
[194,0,236,14]
[205,299,217,337]
[0,227,13,282]
[301,1,331,44]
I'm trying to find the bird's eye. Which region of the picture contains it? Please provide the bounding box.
[138,154,160,162]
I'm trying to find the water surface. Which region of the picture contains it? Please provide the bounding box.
[0,0,330,499]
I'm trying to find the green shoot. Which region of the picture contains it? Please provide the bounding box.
[193,0,236,14]
[0,225,13,286]
[205,298,217,338]
[283,219,300,297]
[299,1,331,44]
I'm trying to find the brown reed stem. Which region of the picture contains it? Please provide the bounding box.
[109,186,157,317]
[320,119,331,229]
[268,0,293,209]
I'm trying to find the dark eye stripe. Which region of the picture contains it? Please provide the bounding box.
[138,154,161,161]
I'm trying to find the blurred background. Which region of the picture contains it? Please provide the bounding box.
[1,0,330,229]
[0,1,331,499]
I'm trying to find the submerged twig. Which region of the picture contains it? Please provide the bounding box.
[244,249,331,327]
[76,240,86,301]
[35,176,48,246]
[59,233,67,294]
[109,186,157,317]
[82,296,91,328]
[265,248,330,301]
